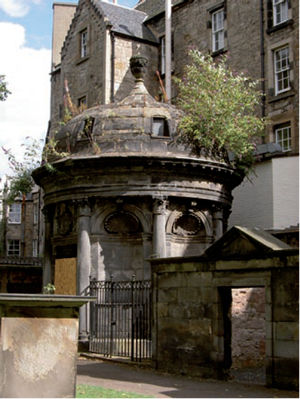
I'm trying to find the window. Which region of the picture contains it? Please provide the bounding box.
[274,46,290,94]
[160,34,174,75]
[32,239,38,257]
[273,0,288,26]
[275,122,291,151]
[8,203,21,224]
[7,239,20,256]
[78,96,87,108]
[33,203,38,224]
[160,36,166,75]
[212,8,224,52]
[80,29,88,58]
[152,117,170,137]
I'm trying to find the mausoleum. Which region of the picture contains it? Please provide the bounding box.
[33,56,242,297]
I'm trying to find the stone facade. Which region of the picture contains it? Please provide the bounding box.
[33,58,241,333]
[150,227,299,389]
[49,0,298,231]
[0,187,43,293]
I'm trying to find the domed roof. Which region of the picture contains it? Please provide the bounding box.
[54,55,186,160]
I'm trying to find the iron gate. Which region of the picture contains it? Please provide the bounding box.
[86,278,152,361]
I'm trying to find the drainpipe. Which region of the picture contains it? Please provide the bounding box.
[165,0,172,102]
[110,31,115,103]
[260,0,266,143]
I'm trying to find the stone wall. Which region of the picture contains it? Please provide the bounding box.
[50,0,108,134]
[231,287,266,369]
[114,36,159,102]
[151,253,299,389]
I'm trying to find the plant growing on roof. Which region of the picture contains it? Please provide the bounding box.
[174,49,266,176]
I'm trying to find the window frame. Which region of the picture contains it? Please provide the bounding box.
[159,34,174,76]
[275,122,291,152]
[212,8,225,53]
[80,28,88,59]
[151,117,170,138]
[7,239,20,256]
[32,239,38,257]
[274,46,290,95]
[272,0,289,26]
[8,202,21,224]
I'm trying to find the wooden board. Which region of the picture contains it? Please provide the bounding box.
[54,258,77,295]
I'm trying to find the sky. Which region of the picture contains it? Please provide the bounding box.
[0,0,138,182]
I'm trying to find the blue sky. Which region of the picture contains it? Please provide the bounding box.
[0,0,139,50]
[0,0,138,180]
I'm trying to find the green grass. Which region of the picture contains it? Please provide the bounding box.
[76,384,153,398]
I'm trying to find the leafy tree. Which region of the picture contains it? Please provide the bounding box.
[0,75,11,101]
[174,50,266,175]
[2,137,43,203]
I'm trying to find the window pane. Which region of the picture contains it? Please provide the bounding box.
[212,9,224,52]
[273,0,288,25]
[7,239,20,256]
[275,123,291,151]
[8,203,21,224]
[274,46,290,94]
[80,30,87,58]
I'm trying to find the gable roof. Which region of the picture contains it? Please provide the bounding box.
[203,225,292,260]
[92,0,158,43]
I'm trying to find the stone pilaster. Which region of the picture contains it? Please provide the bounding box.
[152,198,167,258]
[76,199,92,342]
[212,207,224,241]
[42,206,54,288]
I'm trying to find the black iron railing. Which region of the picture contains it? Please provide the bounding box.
[84,277,152,361]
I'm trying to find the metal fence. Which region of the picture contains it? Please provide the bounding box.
[86,278,152,361]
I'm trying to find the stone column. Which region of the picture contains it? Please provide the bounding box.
[77,200,92,343]
[42,206,53,288]
[152,198,167,258]
[212,207,224,241]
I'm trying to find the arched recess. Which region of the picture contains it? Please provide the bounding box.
[166,210,213,237]
[90,203,150,235]
[90,203,152,281]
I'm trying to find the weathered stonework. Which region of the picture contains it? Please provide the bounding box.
[150,227,299,390]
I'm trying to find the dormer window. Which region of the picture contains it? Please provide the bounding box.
[152,117,170,137]
[78,117,95,141]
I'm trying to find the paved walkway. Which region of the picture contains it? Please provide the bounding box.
[77,358,298,398]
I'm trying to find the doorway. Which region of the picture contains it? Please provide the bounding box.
[220,287,266,384]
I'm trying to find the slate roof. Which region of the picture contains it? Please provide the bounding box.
[92,0,158,43]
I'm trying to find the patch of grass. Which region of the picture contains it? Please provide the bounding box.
[76,384,153,398]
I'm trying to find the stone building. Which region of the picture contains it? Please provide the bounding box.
[49,0,298,234]
[0,185,42,293]
[33,57,241,296]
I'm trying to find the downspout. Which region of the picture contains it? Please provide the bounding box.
[37,187,41,257]
[260,0,266,143]
[110,31,115,103]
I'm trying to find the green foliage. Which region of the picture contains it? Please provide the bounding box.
[0,75,11,101]
[43,283,56,294]
[2,137,43,203]
[174,50,266,175]
[43,135,70,163]
[76,384,153,398]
